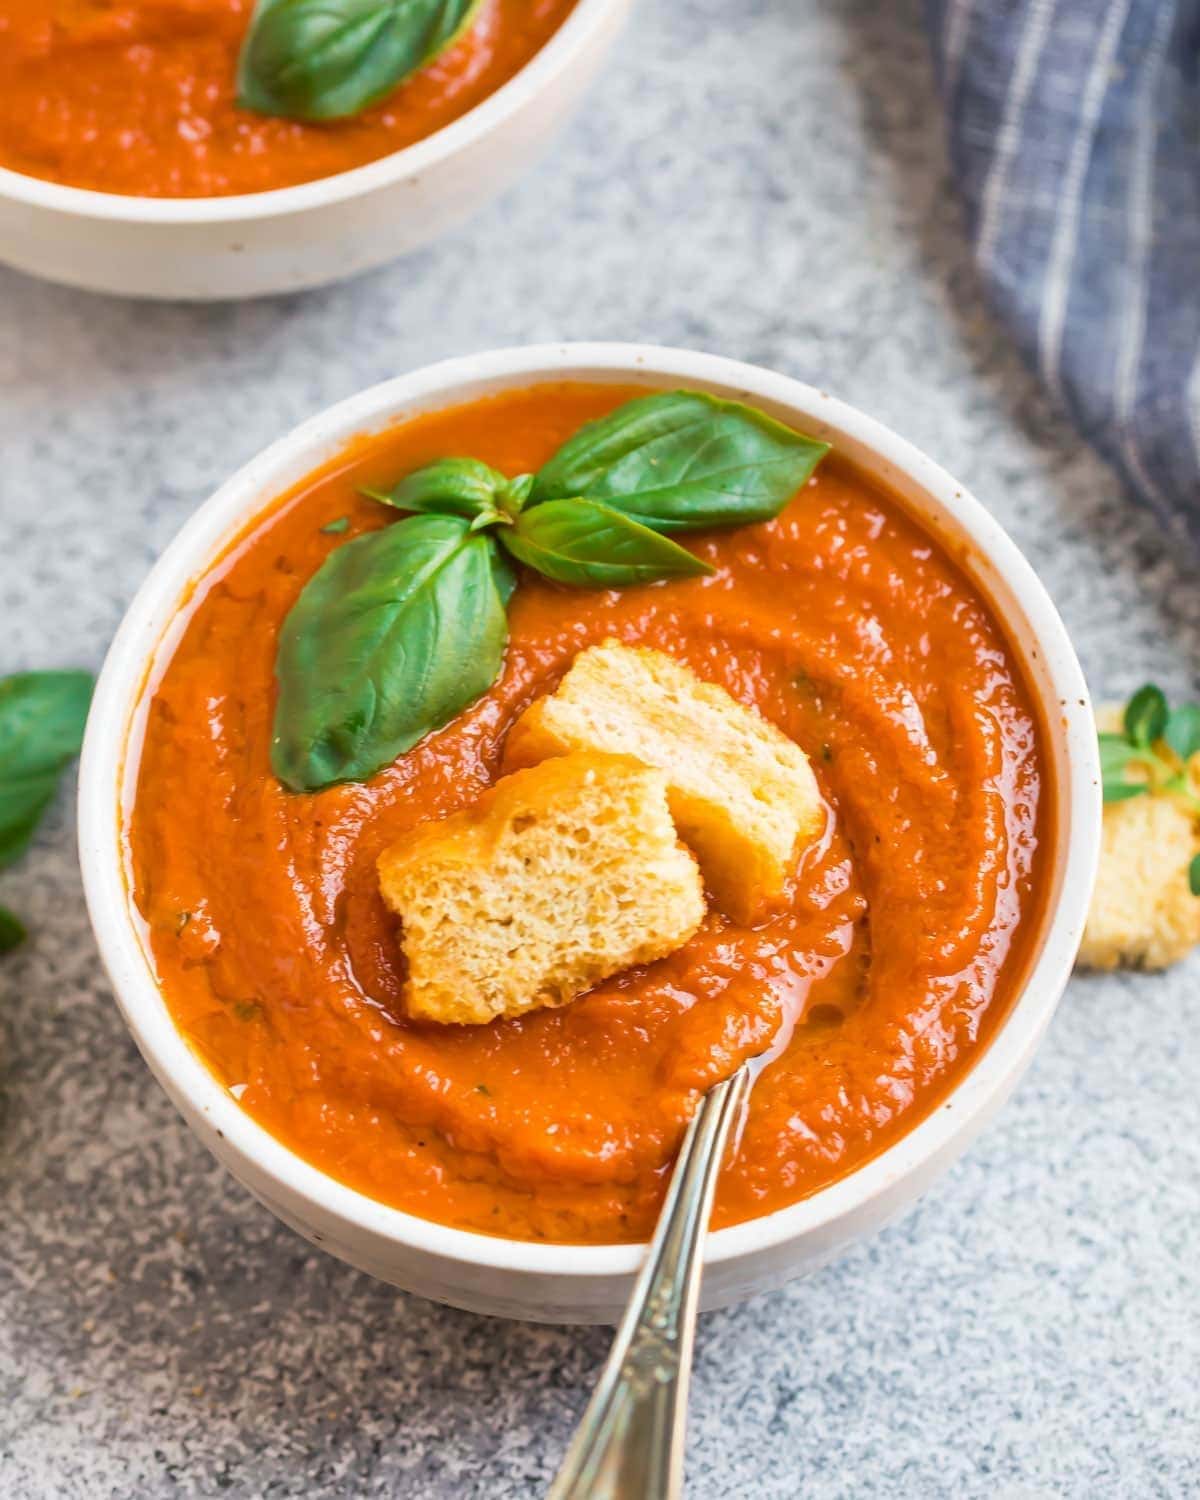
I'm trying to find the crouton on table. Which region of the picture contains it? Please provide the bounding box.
[504,640,823,924]
[1080,791,1200,971]
[377,751,705,1025]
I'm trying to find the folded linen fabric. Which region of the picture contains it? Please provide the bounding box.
[925,0,1200,547]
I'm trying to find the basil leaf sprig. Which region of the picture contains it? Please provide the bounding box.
[1099,683,1200,899]
[272,390,828,791]
[364,390,828,587]
[365,458,533,531]
[1099,684,1200,807]
[0,671,94,953]
[237,0,483,122]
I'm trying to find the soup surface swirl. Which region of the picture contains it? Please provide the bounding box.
[130,382,1049,1244]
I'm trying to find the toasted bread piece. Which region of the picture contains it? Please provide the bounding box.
[504,640,823,923]
[1080,793,1200,970]
[1082,763,1200,980]
[377,752,705,1025]
[1080,705,1200,970]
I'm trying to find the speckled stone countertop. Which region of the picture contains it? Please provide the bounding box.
[2,1,1199,1495]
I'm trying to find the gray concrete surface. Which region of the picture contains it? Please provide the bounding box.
[2,0,1198,1495]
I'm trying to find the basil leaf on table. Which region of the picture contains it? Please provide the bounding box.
[0,669,93,956]
[1190,853,1200,898]
[0,906,26,954]
[1100,777,1150,804]
[1097,732,1157,804]
[0,671,94,868]
[528,391,829,533]
[1123,683,1169,749]
[500,499,714,588]
[1164,703,1200,763]
[272,513,510,790]
[237,0,483,122]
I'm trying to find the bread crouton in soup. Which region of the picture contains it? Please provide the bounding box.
[377,752,705,1026]
[505,639,824,923]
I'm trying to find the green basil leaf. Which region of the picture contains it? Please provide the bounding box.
[1097,736,1148,804]
[492,548,518,608]
[468,510,506,534]
[237,0,483,123]
[272,514,509,790]
[503,474,535,515]
[371,457,512,522]
[1164,703,1200,762]
[0,670,93,778]
[0,671,93,869]
[1097,733,1136,777]
[528,390,829,533]
[1101,778,1148,804]
[0,905,26,955]
[501,499,714,588]
[0,771,61,868]
[1124,684,1168,748]
[1190,853,1200,898]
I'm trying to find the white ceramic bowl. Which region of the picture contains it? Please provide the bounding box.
[78,343,1100,1323]
[0,0,630,301]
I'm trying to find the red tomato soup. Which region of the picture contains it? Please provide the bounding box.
[0,0,577,197]
[128,382,1051,1245]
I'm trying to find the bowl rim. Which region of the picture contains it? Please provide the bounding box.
[0,0,620,223]
[78,341,1101,1281]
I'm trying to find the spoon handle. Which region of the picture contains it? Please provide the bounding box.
[547,1063,753,1500]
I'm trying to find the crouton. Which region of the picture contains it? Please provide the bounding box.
[377,752,705,1025]
[504,640,823,923]
[1080,786,1200,971]
[1080,798,1200,972]
[1079,702,1200,970]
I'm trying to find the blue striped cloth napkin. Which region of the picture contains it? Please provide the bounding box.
[925,0,1200,549]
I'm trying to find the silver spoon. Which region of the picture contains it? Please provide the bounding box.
[547,1061,754,1499]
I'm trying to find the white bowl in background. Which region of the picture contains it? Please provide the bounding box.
[0,0,630,301]
[78,343,1101,1323]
